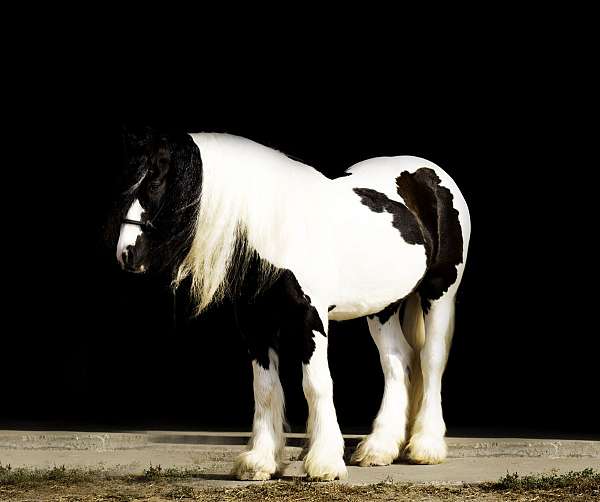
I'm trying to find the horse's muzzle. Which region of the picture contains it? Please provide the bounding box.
[120,246,146,273]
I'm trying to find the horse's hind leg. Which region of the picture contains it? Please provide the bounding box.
[232,305,286,480]
[351,306,413,466]
[405,293,456,464]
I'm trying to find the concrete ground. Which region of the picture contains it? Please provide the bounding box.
[1,430,599,485]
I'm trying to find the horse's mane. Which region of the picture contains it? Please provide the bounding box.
[175,133,315,315]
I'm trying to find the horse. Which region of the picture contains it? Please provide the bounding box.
[112,128,471,481]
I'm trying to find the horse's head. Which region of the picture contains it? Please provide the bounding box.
[114,127,202,275]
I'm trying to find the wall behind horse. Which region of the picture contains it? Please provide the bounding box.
[5,81,597,437]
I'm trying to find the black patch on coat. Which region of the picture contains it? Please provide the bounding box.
[353,188,424,245]
[368,299,402,325]
[396,168,463,313]
[234,249,326,369]
[234,289,281,371]
[280,271,326,365]
[328,305,336,312]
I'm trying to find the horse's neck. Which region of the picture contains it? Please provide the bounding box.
[190,132,328,266]
[192,132,313,183]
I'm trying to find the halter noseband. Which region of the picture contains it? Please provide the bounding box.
[122,218,157,234]
[122,198,166,236]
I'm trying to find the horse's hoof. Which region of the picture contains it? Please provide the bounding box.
[405,432,447,464]
[304,450,347,481]
[350,436,402,466]
[232,449,279,480]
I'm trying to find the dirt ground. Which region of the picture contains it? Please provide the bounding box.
[1,469,599,502]
[0,480,598,502]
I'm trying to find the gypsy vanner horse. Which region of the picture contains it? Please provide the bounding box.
[113,129,470,481]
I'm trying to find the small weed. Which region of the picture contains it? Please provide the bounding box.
[140,463,163,480]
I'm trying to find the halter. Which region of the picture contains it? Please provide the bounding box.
[120,194,201,236]
[121,218,158,234]
[121,198,166,237]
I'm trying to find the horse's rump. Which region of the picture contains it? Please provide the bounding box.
[396,168,465,313]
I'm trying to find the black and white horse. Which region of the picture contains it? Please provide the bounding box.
[113,129,470,481]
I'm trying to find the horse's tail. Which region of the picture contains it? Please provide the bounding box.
[402,292,425,429]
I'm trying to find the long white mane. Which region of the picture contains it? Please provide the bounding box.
[175,133,324,314]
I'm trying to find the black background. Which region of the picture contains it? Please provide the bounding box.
[5,44,598,439]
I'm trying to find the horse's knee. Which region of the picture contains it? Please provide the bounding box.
[302,332,334,400]
[252,352,282,406]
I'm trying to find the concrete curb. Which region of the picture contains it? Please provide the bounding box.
[2,431,599,485]
[1,431,599,458]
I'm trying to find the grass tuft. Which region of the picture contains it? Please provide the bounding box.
[132,463,207,482]
[484,468,600,493]
[0,462,97,486]
[1,461,209,487]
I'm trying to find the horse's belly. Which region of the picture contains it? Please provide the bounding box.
[327,200,427,321]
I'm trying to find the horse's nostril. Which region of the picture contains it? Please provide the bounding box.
[123,246,135,268]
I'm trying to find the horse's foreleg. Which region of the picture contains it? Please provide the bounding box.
[233,349,286,480]
[406,294,456,464]
[302,306,347,480]
[351,308,412,466]
[232,302,286,480]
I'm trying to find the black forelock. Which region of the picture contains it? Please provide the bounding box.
[149,133,203,272]
[103,126,161,247]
